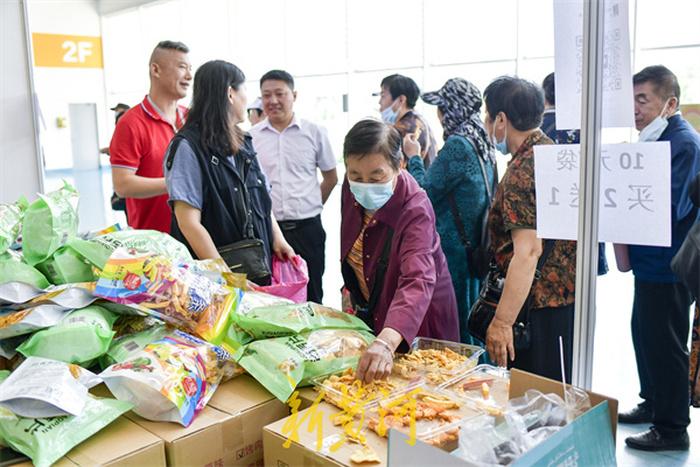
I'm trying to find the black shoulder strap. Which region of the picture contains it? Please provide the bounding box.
[448,194,472,250]
[165,135,186,171]
[367,229,395,313]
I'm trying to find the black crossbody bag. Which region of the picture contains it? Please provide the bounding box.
[467,239,556,350]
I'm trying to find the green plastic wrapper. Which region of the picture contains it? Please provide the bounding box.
[17,305,118,365]
[0,198,28,254]
[235,329,374,402]
[99,320,167,368]
[22,182,79,266]
[92,229,192,262]
[0,261,49,289]
[35,238,111,285]
[0,395,132,467]
[231,302,371,340]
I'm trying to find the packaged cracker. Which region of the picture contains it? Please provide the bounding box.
[0,394,131,467]
[94,248,237,343]
[0,260,50,289]
[22,182,79,266]
[35,238,112,285]
[236,329,374,402]
[99,319,167,368]
[0,198,28,254]
[0,357,101,418]
[222,291,293,354]
[100,329,240,426]
[232,302,371,340]
[17,305,118,365]
[0,305,67,340]
[93,229,192,263]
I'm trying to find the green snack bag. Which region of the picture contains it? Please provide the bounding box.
[0,198,28,254]
[17,305,118,365]
[0,260,50,289]
[99,321,167,368]
[232,302,371,340]
[93,229,192,262]
[0,396,132,467]
[235,329,374,402]
[35,238,111,285]
[23,182,79,266]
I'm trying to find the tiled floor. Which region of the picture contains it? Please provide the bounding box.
[46,167,700,466]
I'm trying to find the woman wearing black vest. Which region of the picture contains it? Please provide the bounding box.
[164,60,294,279]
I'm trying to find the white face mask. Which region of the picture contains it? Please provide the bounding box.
[638,99,671,142]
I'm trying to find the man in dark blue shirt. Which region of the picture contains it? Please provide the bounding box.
[621,65,700,452]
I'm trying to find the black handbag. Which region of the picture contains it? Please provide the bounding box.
[216,179,271,286]
[447,150,497,281]
[467,240,556,349]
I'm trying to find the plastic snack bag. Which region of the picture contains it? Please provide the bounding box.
[100,329,240,426]
[93,229,192,263]
[221,291,294,354]
[94,249,236,342]
[235,329,374,402]
[0,198,28,254]
[22,182,79,266]
[17,305,118,365]
[0,395,131,467]
[35,238,112,285]
[99,320,168,368]
[0,305,68,340]
[0,260,50,289]
[0,357,101,418]
[232,302,371,340]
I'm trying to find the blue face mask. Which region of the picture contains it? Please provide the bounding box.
[348,178,395,211]
[490,118,509,154]
[380,102,399,124]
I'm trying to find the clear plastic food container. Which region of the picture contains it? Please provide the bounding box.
[393,337,484,387]
[364,387,481,452]
[439,364,511,415]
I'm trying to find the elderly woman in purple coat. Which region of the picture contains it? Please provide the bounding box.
[341,119,459,383]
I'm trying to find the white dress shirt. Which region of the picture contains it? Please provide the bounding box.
[249,115,336,221]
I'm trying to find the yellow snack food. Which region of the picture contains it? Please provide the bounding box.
[350,445,381,464]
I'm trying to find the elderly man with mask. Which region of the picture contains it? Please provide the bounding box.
[619,65,700,452]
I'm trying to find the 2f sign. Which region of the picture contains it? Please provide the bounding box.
[33,33,103,69]
[62,41,93,64]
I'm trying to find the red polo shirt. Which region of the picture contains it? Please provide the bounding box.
[110,96,186,233]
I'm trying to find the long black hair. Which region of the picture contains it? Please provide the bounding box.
[182,60,246,155]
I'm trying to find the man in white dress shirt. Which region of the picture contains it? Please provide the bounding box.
[250,69,338,303]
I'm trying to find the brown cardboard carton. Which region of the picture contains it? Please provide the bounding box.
[263,401,387,467]
[207,375,289,467]
[125,406,229,467]
[10,417,164,467]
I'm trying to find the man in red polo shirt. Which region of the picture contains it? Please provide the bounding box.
[110,40,192,232]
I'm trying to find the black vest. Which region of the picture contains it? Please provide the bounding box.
[166,126,273,265]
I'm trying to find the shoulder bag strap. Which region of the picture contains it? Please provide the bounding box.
[367,229,395,313]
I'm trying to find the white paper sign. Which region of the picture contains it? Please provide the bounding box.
[534,142,671,246]
[553,0,634,129]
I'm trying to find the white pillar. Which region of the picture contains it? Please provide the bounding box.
[572,0,605,389]
[0,0,44,203]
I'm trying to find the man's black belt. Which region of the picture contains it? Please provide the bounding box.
[278,215,320,231]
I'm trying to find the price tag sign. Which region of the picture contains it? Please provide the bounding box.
[553,0,634,129]
[534,142,671,246]
[32,33,103,69]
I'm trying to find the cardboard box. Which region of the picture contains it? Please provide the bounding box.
[263,401,388,467]
[126,406,229,467]
[207,375,289,467]
[12,417,165,467]
[387,368,618,466]
[297,386,321,410]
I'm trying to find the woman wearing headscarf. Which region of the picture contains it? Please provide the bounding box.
[402,78,496,346]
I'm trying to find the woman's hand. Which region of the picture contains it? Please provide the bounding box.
[402,133,422,159]
[272,236,295,260]
[486,316,515,367]
[356,327,402,384]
